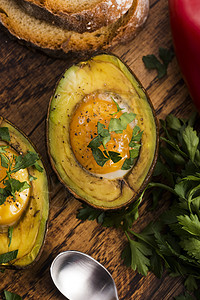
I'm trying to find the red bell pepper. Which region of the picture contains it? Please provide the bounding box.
[168,0,200,112]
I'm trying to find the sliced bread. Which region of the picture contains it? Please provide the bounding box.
[16,0,133,33]
[0,0,149,57]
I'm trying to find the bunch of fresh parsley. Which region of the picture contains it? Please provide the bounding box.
[77,113,200,297]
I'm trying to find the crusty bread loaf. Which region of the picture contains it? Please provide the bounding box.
[17,0,133,33]
[0,0,149,57]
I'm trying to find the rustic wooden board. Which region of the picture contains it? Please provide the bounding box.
[0,0,196,299]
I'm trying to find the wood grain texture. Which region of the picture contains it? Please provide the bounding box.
[0,0,196,299]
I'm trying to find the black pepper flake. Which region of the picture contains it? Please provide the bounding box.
[34,210,40,217]
[87,118,91,123]
[90,134,93,139]
[89,168,92,170]
[75,133,78,136]
[100,177,103,180]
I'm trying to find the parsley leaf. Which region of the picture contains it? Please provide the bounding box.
[129,125,143,147]
[143,47,174,78]
[180,238,200,263]
[97,122,111,149]
[177,214,200,237]
[12,151,43,173]
[121,147,140,170]
[90,148,109,167]
[107,151,122,163]
[184,275,198,293]
[33,162,43,172]
[174,292,196,300]
[182,126,199,162]
[110,97,125,115]
[143,54,167,78]
[8,226,13,247]
[109,112,136,133]
[29,175,37,182]
[4,178,30,200]
[88,122,111,150]
[0,146,9,168]
[88,135,102,149]
[4,290,22,300]
[125,232,152,276]
[0,250,18,264]
[159,47,174,68]
[0,188,10,205]
[0,127,10,142]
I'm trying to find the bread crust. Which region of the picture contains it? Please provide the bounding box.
[0,0,149,57]
[17,0,133,33]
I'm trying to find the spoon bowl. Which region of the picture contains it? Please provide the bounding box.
[50,250,119,300]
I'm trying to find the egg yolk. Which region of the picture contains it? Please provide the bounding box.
[0,146,30,228]
[69,93,133,174]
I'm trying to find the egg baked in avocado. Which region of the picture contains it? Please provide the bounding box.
[0,117,49,268]
[47,54,158,210]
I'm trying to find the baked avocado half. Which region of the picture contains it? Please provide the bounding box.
[0,117,49,268]
[47,54,158,210]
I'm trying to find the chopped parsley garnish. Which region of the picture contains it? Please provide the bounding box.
[88,100,142,169]
[0,128,43,206]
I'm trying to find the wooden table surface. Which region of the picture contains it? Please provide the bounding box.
[0,0,195,299]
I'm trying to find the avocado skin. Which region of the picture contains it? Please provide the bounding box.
[0,117,49,268]
[47,53,159,210]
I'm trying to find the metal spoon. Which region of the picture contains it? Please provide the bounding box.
[50,250,119,300]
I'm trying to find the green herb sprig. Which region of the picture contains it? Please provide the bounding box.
[78,113,200,296]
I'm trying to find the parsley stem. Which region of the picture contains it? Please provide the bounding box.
[147,182,177,195]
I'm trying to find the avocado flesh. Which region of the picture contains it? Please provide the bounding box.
[0,117,49,268]
[48,54,158,209]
